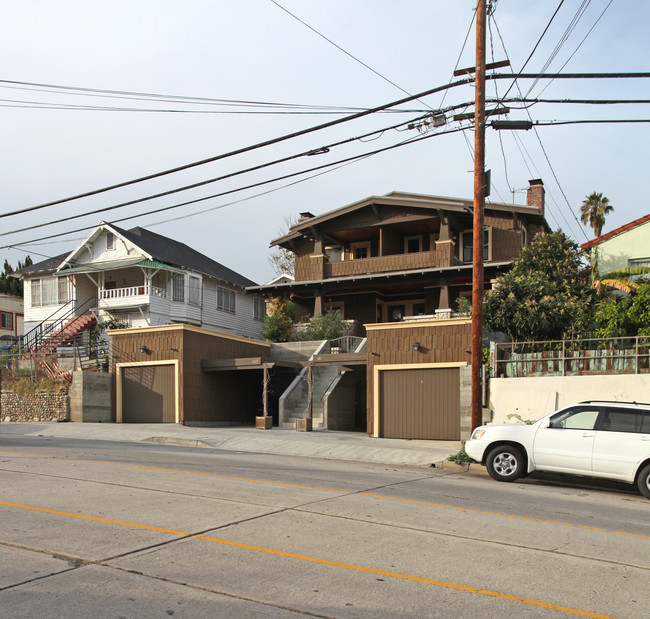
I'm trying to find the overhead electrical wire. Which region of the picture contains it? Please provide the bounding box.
[0,76,478,221]
[0,113,433,238]
[1,125,467,251]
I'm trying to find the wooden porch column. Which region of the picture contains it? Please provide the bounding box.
[314,292,323,316]
[439,277,450,310]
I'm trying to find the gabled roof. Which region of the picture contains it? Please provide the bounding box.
[271,190,547,246]
[15,225,257,289]
[109,225,257,288]
[581,213,650,250]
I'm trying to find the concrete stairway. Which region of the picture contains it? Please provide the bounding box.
[280,365,340,429]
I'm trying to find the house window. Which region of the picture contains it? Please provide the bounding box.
[461,229,490,262]
[630,258,650,268]
[253,298,265,321]
[58,277,69,304]
[325,246,342,262]
[1,312,12,330]
[31,277,65,306]
[324,301,344,317]
[106,232,115,251]
[217,287,236,313]
[172,274,185,302]
[404,236,422,254]
[350,242,371,260]
[188,276,201,306]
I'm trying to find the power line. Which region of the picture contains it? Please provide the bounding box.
[0,77,476,220]
[1,125,467,251]
[268,0,432,108]
[0,114,431,238]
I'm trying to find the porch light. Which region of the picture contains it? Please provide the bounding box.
[412,342,421,352]
[139,346,150,354]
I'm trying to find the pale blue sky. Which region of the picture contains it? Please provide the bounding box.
[2,0,648,283]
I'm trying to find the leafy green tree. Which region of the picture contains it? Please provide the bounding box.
[0,256,32,296]
[594,283,650,338]
[580,192,613,238]
[293,310,349,341]
[261,299,294,342]
[484,231,595,341]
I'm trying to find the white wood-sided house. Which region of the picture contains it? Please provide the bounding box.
[18,223,266,343]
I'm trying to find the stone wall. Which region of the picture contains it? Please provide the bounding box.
[1,389,70,422]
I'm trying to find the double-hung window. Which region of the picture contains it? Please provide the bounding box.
[217,287,236,313]
[188,276,201,306]
[172,274,185,302]
[1,312,12,330]
[253,298,265,321]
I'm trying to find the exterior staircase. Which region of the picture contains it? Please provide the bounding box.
[280,365,340,429]
[31,314,97,357]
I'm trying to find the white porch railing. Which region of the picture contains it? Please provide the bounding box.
[100,285,166,299]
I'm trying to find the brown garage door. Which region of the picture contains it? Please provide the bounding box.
[379,367,460,439]
[122,364,176,423]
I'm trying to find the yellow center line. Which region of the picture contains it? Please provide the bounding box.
[0,500,616,619]
[1,451,648,540]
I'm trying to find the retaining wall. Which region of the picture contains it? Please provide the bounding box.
[1,389,70,422]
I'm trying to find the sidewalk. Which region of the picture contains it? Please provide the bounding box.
[0,422,463,467]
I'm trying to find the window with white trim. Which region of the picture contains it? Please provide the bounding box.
[1,312,12,330]
[217,287,236,313]
[253,298,265,321]
[106,232,115,251]
[404,235,422,254]
[350,241,371,260]
[630,258,650,268]
[30,277,68,306]
[461,229,490,262]
[188,276,201,306]
[172,274,185,302]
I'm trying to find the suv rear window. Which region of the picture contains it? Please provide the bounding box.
[601,407,645,433]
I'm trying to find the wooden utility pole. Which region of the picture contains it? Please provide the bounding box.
[471,0,487,431]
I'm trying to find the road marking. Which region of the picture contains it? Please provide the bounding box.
[0,500,616,618]
[1,451,648,540]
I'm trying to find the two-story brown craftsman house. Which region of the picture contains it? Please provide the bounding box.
[252,180,549,335]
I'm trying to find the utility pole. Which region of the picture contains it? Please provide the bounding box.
[471,0,487,431]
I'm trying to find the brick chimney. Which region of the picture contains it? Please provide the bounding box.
[298,211,315,223]
[526,179,544,216]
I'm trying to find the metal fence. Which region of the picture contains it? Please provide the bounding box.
[493,336,650,377]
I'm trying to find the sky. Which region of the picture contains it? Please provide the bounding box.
[1,0,648,285]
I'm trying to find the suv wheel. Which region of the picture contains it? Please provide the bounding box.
[637,463,650,499]
[485,445,525,482]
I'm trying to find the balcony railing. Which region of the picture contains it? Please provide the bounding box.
[324,246,460,279]
[100,285,166,299]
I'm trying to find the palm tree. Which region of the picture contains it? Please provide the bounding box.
[580,192,614,237]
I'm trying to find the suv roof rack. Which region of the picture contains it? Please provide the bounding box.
[579,400,650,407]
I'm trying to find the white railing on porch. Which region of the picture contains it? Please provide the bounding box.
[100,285,166,299]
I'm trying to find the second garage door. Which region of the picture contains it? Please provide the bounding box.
[379,367,460,440]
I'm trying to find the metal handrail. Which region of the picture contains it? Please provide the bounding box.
[22,297,97,355]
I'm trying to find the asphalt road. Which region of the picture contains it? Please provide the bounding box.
[0,436,648,618]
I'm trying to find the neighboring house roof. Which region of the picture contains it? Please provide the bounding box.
[581,213,650,250]
[14,225,257,289]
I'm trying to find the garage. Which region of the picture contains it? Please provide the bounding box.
[378,366,461,440]
[118,362,178,423]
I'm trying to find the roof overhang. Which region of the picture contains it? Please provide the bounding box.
[57,258,184,275]
[247,261,512,294]
[201,357,302,372]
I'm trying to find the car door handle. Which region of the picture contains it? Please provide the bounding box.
[581,432,595,438]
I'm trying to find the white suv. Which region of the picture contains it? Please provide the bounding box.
[465,401,650,499]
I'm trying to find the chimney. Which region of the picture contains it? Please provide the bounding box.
[526,179,544,216]
[298,211,315,223]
